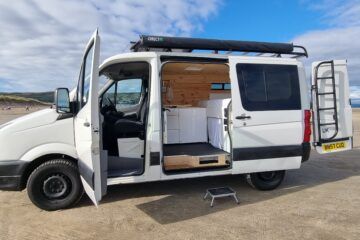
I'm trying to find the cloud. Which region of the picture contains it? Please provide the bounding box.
[293,0,360,92]
[350,86,360,98]
[0,0,221,92]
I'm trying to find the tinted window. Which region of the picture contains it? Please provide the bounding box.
[236,64,301,111]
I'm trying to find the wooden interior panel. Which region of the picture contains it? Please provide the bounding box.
[162,63,230,106]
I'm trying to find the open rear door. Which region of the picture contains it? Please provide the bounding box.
[311,60,353,153]
[74,29,107,206]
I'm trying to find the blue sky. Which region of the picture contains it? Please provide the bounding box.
[195,1,324,41]
[0,0,360,98]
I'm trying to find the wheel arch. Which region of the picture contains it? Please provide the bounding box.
[20,153,78,189]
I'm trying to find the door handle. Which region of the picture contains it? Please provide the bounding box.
[84,122,90,127]
[236,115,251,120]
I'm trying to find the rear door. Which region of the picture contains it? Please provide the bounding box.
[74,29,107,206]
[311,60,353,153]
[229,57,304,163]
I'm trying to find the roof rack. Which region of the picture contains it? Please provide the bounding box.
[130,35,308,58]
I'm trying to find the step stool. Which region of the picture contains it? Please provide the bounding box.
[203,187,239,207]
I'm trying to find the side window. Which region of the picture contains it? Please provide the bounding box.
[116,79,143,110]
[236,64,301,111]
[102,83,116,107]
[99,75,109,89]
[211,83,231,90]
[80,44,94,107]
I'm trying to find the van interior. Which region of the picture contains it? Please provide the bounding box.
[99,61,232,177]
[100,62,150,178]
[161,62,232,173]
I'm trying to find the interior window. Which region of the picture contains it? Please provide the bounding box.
[224,83,231,90]
[236,64,301,111]
[211,83,231,90]
[211,83,223,90]
[115,79,143,111]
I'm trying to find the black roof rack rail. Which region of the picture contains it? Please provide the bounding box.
[130,35,308,58]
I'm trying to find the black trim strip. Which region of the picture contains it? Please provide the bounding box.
[0,160,28,176]
[0,160,28,191]
[78,161,94,189]
[150,152,160,166]
[233,145,303,161]
[319,137,350,144]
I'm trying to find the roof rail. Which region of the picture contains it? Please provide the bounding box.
[130,35,308,58]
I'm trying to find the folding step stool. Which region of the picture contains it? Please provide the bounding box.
[203,187,239,207]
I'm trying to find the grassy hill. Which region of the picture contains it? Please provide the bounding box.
[0,95,51,107]
[0,92,54,103]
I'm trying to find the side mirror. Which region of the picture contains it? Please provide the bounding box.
[55,88,71,113]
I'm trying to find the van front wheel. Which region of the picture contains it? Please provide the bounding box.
[27,159,84,211]
[246,170,285,191]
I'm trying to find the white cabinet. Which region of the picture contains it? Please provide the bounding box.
[198,99,231,152]
[164,108,180,144]
[164,107,207,144]
[167,130,180,144]
[178,108,207,143]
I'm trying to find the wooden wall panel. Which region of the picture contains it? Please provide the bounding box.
[162,72,230,106]
[161,63,231,106]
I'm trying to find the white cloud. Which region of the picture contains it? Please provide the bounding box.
[293,0,360,92]
[350,86,360,99]
[0,0,221,92]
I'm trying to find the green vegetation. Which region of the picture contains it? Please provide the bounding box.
[0,92,54,103]
[0,95,50,106]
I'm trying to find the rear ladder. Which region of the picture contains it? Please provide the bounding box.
[312,60,339,144]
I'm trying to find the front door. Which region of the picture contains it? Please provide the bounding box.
[74,30,107,206]
[229,57,304,163]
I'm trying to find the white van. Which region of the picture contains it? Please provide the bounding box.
[0,30,353,210]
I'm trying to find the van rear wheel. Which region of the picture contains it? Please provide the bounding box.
[246,170,285,191]
[27,159,84,211]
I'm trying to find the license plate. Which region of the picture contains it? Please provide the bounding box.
[322,141,347,152]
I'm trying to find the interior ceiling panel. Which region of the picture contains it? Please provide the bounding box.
[162,63,229,75]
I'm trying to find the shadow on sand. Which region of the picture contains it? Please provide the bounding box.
[77,150,360,224]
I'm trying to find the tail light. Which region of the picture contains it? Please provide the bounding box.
[303,110,311,143]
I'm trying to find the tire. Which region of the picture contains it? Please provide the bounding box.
[27,159,84,211]
[246,170,286,191]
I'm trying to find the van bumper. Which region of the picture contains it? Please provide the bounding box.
[0,160,28,191]
[301,143,311,162]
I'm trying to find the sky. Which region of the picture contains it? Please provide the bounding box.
[0,0,360,98]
